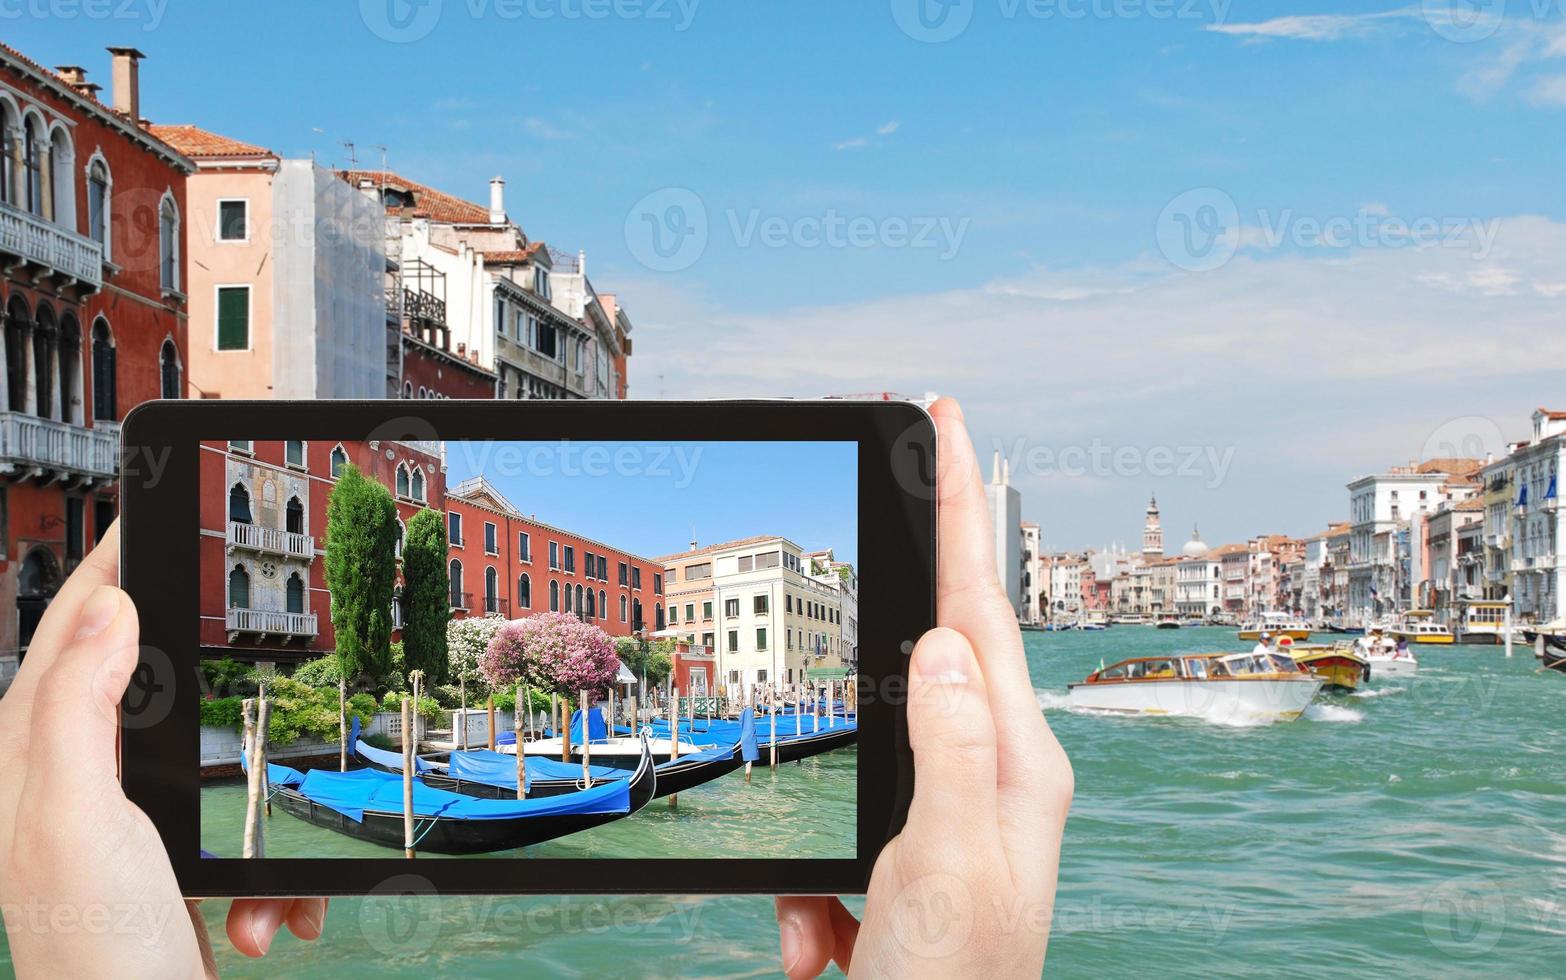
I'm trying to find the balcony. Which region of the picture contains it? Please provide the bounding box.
[0,412,117,483]
[226,607,318,642]
[226,520,315,560]
[451,590,473,611]
[0,201,102,295]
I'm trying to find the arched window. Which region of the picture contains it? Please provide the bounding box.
[228,483,252,524]
[655,603,665,631]
[518,573,531,609]
[576,585,585,619]
[228,565,250,609]
[484,566,499,614]
[329,445,348,478]
[394,518,406,559]
[86,153,111,256]
[285,496,304,535]
[585,587,595,617]
[31,305,55,420]
[0,101,14,207]
[396,463,410,497]
[23,115,43,214]
[411,468,425,502]
[6,297,29,413]
[48,124,73,227]
[57,314,79,424]
[402,380,412,399]
[90,317,115,421]
[620,595,628,622]
[159,339,180,399]
[286,572,305,615]
[564,583,573,613]
[158,192,179,291]
[392,587,404,629]
[449,558,463,607]
[599,589,606,619]
[550,579,560,612]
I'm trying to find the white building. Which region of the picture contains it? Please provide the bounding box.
[986,452,1024,619]
[1505,409,1565,622]
[1021,522,1042,625]
[1346,460,1480,622]
[805,549,859,670]
[1175,526,1219,619]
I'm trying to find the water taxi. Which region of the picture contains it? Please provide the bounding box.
[1066,652,1322,723]
[1456,600,1523,645]
[1281,642,1368,692]
[1155,617,1182,629]
[1238,613,1312,642]
[1354,632,1418,676]
[1387,611,1454,645]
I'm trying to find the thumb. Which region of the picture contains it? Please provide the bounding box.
[903,627,999,850]
[27,585,140,788]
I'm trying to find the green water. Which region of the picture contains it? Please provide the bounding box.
[5,628,1563,977]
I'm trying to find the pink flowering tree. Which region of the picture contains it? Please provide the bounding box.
[478,613,620,697]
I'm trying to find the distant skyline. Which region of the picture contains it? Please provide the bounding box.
[443,441,858,566]
[20,3,1565,547]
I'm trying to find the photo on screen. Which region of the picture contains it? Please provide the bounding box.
[196,437,858,860]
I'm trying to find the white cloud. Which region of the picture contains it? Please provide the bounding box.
[876,120,900,136]
[832,136,870,151]
[1205,9,1412,42]
[833,120,901,151]
[622,215,1566,546]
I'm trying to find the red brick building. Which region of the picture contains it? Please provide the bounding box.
[199,439,445,662]
[1,45,192,686]
[198,443,667,666]
[443,476,666,636]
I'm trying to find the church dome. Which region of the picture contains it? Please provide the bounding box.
[1182,524,1208,558]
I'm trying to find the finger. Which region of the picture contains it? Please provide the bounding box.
[826,897,860,974]
[188,902,220,979]
[284,897,329,941]
[775,897,838,979]
[25,585,138,793]
[903,627,1002,861]
[226,899,291,957]
[0,522,121,723]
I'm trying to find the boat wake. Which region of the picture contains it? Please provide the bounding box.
[1350,686,1405,699]
[1304,703,1364,723]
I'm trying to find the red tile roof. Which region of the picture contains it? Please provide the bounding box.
[480,242,546,266]
[146,124,273,159]
[338,169,497,225]
[1416,458,1485,477]
[1537,407,1566,421]
[655,535,789,565]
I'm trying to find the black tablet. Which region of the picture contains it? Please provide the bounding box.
[118,400,933,898]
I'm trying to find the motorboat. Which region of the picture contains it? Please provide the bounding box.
[1155,617,1182,629]
[1238,613,1312,642]
[1455,600,1519,645]
[1281,642,1369,692]
[1353,634,1418,677]
[1065,652,1322,723]
[1387,611,1454,645]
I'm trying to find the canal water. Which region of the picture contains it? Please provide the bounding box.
[5,628,1563,977]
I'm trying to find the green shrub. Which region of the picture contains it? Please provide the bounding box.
[381,692,443,723]
[200,658,256,697]
[290,656,341,688]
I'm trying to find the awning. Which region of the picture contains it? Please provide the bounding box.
[614,660,637,685]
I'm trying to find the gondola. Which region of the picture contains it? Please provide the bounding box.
[634,716,858,765]
[1543,635,1566,673]
[261,734,656,854]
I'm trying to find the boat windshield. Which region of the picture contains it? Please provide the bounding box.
[1268,654,1298,672]
[1183,658,1210,679]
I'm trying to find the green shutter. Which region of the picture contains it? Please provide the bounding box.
[217,287,249,350]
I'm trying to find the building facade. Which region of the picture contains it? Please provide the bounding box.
[1,45,192,687]
[985,452,1023,619]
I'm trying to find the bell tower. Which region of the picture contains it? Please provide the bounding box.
[1142,494,1164,558]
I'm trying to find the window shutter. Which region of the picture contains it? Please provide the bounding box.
[217,288,249,350]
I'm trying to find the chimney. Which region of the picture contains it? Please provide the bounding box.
[488,177,506,223]
[991,451,1002,485]
[106,47,145,124]
[578,248,586,276]
[56,66,102,101]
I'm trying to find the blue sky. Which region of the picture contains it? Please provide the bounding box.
[21,1,1566,548]
[442,441,858,564]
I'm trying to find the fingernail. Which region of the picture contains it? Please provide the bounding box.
[779,918,802,975]
[300,901,325,937]
[249,903,285,956]
[74,586,122,641]
[916,632,970,685]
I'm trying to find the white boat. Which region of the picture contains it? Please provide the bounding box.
[1065,652,1322,723]
[1353,634,1418,676]
[497,734,715,769]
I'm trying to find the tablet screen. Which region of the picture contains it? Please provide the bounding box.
[195,437,858,861]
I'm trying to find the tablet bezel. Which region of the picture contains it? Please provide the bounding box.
[118,399,933,897]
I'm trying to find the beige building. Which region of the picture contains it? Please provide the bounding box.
[149,125,389,399]
[659,535,848,690]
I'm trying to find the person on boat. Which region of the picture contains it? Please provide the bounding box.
[1394,637,1412,660]
[0,397,1072,980]
[1251,631,1275,658]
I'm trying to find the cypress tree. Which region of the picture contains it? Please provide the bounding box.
[323,463,399,685]
[402,507,451,684]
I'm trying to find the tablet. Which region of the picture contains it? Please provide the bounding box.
[118,400,933,897]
